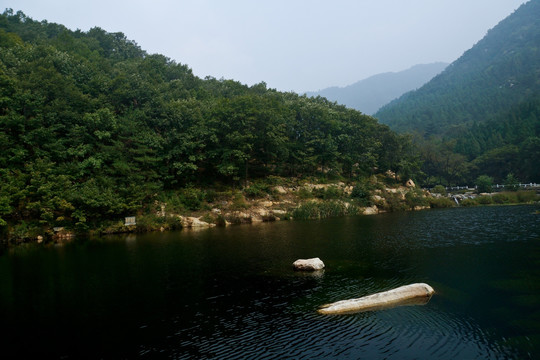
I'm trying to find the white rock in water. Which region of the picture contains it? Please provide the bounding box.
[318,283,434,314]
[293,257,325,271]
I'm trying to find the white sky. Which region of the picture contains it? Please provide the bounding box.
[5,0,526,93]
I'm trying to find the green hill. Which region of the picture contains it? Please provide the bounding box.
[374,0,540,185]
[0,10,416,236]
[375,0,540,136]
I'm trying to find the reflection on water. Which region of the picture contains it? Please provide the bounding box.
[0,205,539,359]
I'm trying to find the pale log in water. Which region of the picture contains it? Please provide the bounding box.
[318,283,435,314]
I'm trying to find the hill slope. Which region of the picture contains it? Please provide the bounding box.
[0,10,417,234]
[305,63,447,115]
[375,0,540,135]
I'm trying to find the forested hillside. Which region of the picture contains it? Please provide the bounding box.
[375,0,540,136]
[418,97,540,185]
[306,63,447,115]
[0,10,416,233]
[373,0,540,185]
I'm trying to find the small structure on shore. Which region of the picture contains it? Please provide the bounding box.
[124,216,136,226]
[293,257,325,271]
[318,283,434,314]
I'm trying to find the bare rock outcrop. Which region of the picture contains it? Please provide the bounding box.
[179,216,216,228]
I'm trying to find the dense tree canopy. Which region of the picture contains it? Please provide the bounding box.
[0,10,416,230]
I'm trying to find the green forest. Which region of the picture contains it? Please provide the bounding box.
[415,98,540,186]
[375,0,540,186]
[0,10,418,237]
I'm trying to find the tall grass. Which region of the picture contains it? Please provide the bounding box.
[291,201,359,220]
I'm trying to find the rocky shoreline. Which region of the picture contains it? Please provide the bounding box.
[3,177,538,246]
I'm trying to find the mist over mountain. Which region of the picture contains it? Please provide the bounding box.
[375,0,540,136]
[305,62,448,114]
[372,0,540,185]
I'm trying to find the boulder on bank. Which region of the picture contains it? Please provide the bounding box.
[406,179,416,188]
[363,206,379,215]
[293,257,325,271]
[179,216,216,228]
[318,283,434,314]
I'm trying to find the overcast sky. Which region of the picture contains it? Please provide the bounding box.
[7,0,526,93]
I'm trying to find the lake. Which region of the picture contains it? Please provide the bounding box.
[1,205,539,359]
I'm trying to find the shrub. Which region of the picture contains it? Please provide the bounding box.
[492,193,510,204]
[291,201,321,220]
[429,197,455,208]
[179,187,206,211]
[296,187,313,199]
[405,189,429,209]
[214,214,227,227]
[381,192,407,212]
[164,216,183,230]
[312,186,343,200]
[135,214,162,232]
[476,195,493,205]
[231,192,249,210]
[200,213,215,224]
[205,189,218,203]
[476,175,494,194]
[324,186,344,199]
[460,198,478,207]
[516,190,538,203]
[432,185,446,195]
[9,221,42,242]
[504,173,520,192]
[291,200,358,220]
[161,188,206,213]
[244,181,274,198]
[350,183,372,206]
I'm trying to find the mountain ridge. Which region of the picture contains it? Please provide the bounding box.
[305,62,448,114]
[375,0,540,135]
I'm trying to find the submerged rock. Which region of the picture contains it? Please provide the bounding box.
[318,283,434,314]
[293,257,325,271]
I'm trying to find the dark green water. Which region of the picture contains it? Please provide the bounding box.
[1,205,539,359]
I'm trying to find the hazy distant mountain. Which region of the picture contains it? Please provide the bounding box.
[305,62,448,114]
[375,0,540,135]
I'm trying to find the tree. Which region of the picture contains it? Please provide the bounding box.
[476,175,494,194]
[504,173,520,191]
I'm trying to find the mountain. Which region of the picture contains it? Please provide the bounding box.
[305,62,448,115]
[375,0,540,136]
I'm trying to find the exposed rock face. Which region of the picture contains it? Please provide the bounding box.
[318,283,434,314]
[274,186,288,194]
[363,206,379,215]
[372,195,383,203]
[293,257,325,271]
[406,179,416,188]
[179,216,216,228]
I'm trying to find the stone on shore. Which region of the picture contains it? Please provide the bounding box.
[293,257,325,271]
[179,216,216,228]
[406,179,416,188]
[318,283,435,314]
[363,206,379,215]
